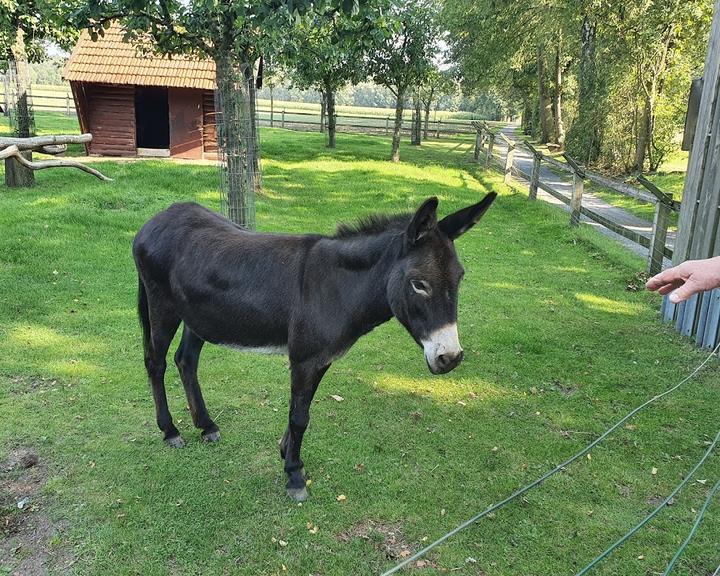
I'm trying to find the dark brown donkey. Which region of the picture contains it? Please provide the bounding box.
[133,194,496,500]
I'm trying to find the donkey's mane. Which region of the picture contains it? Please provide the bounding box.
[334,212,411,239]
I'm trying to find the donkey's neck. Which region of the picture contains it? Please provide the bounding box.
[329,231,400,326]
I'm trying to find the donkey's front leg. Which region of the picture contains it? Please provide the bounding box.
[282,359,330,501]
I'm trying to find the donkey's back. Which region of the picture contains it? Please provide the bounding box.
[133,202,318,347]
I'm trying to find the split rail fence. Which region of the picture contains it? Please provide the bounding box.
[472,122,680,276]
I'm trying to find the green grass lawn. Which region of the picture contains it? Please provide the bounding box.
[1,121,718,575]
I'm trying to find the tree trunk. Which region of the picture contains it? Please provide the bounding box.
[390,88,405,162]
[634,93,651,171]
[423,91,433,141]
[6,28,35,187]
[521,97,533,134]
[411,92,422,146]
[552,36,566,148]
[325,85,336,148]
[320,91,326,133]
[4,151,34,187]
[214,50,256,229]
[537,46,554,144]
[567,15,602,164]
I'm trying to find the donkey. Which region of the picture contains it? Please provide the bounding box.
[133,193,496,500]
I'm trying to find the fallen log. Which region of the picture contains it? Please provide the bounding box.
[1,144,112,182]
[0,134,92,151]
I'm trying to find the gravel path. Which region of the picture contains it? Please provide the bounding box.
[493,123,674,267]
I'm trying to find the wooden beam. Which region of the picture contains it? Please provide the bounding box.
[0,144,112,181]
[636,174,675,206]
[562,152,586,178]
[0,134,93,151]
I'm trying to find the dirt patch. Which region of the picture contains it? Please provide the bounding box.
[626,271,649,292]
[0,447,74,575]
[551,380,578,396]
[646,494,674,508]
[5,375,61,396]
[337,520,436,569]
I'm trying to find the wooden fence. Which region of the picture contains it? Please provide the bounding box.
[472,122,680,276]
[661,0,720,349]
[257,107,478,137]
[1,81,482,139]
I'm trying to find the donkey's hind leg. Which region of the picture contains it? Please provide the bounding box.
[139,279,183,447]
[174,326,219,442]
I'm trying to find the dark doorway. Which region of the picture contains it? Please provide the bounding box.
[135,87,169,149]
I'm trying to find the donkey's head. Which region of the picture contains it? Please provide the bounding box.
[387,193,497,375]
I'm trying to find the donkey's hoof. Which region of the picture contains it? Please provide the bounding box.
[286,486,309,502]
[165,435,185,449]
[202,430,221,443]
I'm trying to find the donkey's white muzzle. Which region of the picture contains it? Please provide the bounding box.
[421,324,464,374]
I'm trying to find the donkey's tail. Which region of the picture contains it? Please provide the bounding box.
[137,276,151,356]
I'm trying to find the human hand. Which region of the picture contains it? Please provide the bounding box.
[645,256,720,303]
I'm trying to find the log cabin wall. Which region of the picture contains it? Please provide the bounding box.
[81,83,136,156]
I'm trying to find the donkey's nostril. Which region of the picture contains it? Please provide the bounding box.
[436,350,463,372]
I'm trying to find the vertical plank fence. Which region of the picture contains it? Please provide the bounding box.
[662,0,720,348]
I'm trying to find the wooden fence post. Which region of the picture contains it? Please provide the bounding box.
[504,141,515,184]
[523,140,542,200]
[65,94,70,116]
[436,119,440,138]
[473,129,482,162]
[485,131,495,168]
[281,109,285,129]
[385,116,389,135]
[563,153,585,227]
[570,172,584,227]
[636,174,676,275]
[648,199,672,275]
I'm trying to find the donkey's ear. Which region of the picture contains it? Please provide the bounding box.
[438,192,497,240]
[407,197,439,244]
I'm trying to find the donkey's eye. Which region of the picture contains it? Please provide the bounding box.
[411,279,431,296]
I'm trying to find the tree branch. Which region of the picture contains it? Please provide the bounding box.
[0,145,113,181]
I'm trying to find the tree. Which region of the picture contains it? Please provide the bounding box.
[419,67,455,140]
[282,2,372,148]
[368,0,441,162]
[75,0,340,228]
[443,0,577,145]
[1,0,80,186]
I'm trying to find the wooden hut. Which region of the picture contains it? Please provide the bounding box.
[63,25,217,159]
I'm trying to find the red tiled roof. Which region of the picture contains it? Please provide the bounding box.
[64,24,216,90]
